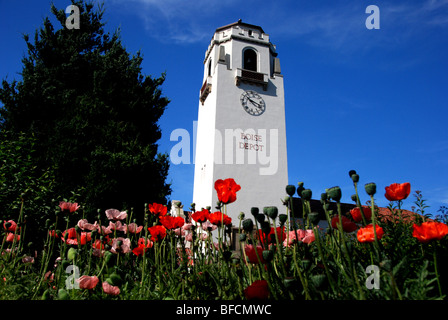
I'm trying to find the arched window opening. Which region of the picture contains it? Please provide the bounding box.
[243,49,257,72]
[207,59,212,76]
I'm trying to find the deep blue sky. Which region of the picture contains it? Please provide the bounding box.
[1,0,448,215]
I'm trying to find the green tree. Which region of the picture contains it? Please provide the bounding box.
[0,1,171,220]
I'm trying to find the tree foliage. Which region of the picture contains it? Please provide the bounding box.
[0,0,171,219]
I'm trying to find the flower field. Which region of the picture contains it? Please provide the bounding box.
[1,172,448,300]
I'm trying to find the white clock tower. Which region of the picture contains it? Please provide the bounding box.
[193,20,288,223]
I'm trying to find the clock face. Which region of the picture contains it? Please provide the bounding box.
[240,90,266,116]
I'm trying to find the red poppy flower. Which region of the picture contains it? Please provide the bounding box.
[331,216,358,233]
[357,224,384,243]
[244,280,269,300]
[350,206,372,223]
[3,220,17,232]
[148,203,168,217]
[412,221,448,243]
[244,244,266,264]
[258,226,286,244]
[148,225,167,241]
[208,212,232,227]
[191,209,210,223]
[385,182,411,201]
[159,215,185,230]
[214,178,241,204]
[6,233,20,242]
[132,238,154,256]
[59,201,80,213]
[62,228,91,245]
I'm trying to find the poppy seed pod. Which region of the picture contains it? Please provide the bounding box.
[301,189,312,201]
[251,207,259,216]
[297,182,305,197]
[351,194,358,202]
[242,219,254,232]
[320,193,328,202]
[256,214,265,224]
[326,186,342,202]
[278,214,288,225]
[351,174,360,183]
[348,170,357,178]
[239,233,247,242]
[264,206,278,220]
[285,185,296,196]
[260,221,271,234]
[365,182,377,196]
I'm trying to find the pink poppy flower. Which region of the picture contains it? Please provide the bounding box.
[110,237,131,254]
[102,281,120,295]
[108,221,127,232]
[126,223,143,234]
[59,201,80,213]
[22,256,34,264]
[77,219,98,231]
[77,275,99,290]
[105,209,127,221]
[201,221,217,232]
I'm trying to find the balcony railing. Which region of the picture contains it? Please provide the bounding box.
[235,68,268,90]
[199,76,212,105]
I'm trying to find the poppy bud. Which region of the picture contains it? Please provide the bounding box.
[109,273,122,286]
[242,219,254,232]
[264,206,278,220]
[104,251,114,264]
[67,248,77,261]
[301,189,312,201]
[58,289,69,300]
[239,212,245,220]
[365,182,377,196]
[326,186,342,202]
[285,185,296,196]
[311,274,327,290]
[278,214,288,225]
[251,207,259,217]
[41,289,50,300]
[239,233,247,242]
[262,250,273,262]
[351,194,358,202]
[301,259,311,271]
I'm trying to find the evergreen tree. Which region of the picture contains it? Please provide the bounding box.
[0,1,171,220]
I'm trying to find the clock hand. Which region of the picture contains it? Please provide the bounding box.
[248,97,261,108]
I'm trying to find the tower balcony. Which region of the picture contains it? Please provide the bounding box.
[235,68,268,91]
[199,76,212,105]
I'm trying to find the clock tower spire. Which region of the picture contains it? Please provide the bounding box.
[193,21,288,224]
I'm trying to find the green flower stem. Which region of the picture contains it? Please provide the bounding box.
[313,225,336,295]
[369,195,381,261]
[434,247,443,297]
